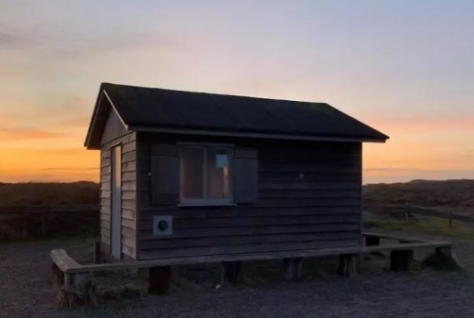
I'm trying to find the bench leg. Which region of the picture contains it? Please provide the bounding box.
[390,250,412,272]
[51,263,64,288]
[283,258,302,281]
[149,266,172,294]
[222,261,241,284]
[338,254,357,277]
[365,236,380,246]
[436,246,452,257]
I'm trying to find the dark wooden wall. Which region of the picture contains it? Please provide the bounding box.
[135,133,362,260]
[99,109,138,259]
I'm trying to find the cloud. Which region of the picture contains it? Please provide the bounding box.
[0,24,189,60]
[0,127,65,141]
[0,30,18,46]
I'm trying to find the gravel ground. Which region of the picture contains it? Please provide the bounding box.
[1,232,474,317]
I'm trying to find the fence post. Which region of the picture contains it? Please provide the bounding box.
[41,208,48,237]
[404,204,409,222]
[449,211,453,228]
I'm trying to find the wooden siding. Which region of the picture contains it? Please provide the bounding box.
[135,133,362,261]
[100,132,137,259]
[100,106,128,145]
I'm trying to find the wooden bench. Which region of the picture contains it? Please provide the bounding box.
[51,232,454,294]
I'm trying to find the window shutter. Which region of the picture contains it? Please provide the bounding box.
[233,148,258,204]
[151,144,179,205]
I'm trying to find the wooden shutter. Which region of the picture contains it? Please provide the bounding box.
[150,144,179,205]
[233,148,258,204]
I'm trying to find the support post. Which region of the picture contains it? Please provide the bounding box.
[51,263,64,288]
[93,241,101,264]
[390,250,412,272]
[436,246,453,258]
[222,261,241,284]
[283,258,302,281]
[365,235,380,246]
[148,266,172,294]
[338,254,357,277]
[41,213,46,237]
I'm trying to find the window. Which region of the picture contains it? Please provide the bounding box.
[180,144,232,205]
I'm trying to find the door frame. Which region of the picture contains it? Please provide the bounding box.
[110,144,122,259]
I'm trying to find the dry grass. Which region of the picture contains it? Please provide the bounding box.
[0,182,100,242]
[364,214,474,241]
[364,179,474,211]
[0,181,99,206]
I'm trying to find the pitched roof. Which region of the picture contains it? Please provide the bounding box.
[85,82,388,149]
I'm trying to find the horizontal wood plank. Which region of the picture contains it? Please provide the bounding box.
[259,181,360,191]
[139,206,359,219]
[139,214,360,230]
[139,239,361,260]
[259,189,361,199]
[139,231,361,250]
[122,199,136,210]
[122,219,136,230]
[122,181,136,191]
[122,172,136,182]
[138,223,360,240]
[122,191,136,200]
[122,208,136,220]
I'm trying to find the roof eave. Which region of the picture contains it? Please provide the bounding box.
[84,85,129,150]
[128,125,389,143]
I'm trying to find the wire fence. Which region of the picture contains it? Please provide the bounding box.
[364,202,474,228]
[0,204,100,242]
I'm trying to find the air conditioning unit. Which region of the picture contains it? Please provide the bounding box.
[153,215,173,236]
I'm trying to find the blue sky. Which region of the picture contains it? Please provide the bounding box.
[0,0,473,183]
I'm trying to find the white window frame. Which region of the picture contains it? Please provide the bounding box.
[178,143,234,206]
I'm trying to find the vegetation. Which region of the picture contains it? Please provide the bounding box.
[364,179,474,211]
[0,179,473,242]
[0,182,100,243]
[0,181,99,205]
[364,215,474,240]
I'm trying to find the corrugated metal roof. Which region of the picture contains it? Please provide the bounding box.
[85,82,388,148]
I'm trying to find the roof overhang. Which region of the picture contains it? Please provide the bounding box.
[84,87,129,150]
[128,125,388,143]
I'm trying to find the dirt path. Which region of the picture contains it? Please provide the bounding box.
[1,232,474,317]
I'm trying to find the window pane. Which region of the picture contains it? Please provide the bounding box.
[181,146,204,199]
[207,148,230,199]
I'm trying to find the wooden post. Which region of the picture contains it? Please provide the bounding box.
[338,254,357,277]
[365,235,380,246]
[390,250,412,272]
[41,213,46,237]
[449,212,453,228]
[51,263,64,288]
[436,246,453,258]
[93,241,101,264]
[404,204,409,222]
[283,258,302,281]
[222,261,241,284]
[148,266,172,294]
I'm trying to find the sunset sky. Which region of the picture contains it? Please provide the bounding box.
[1,0,473,184]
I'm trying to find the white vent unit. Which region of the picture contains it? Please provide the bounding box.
[153,215,173,236]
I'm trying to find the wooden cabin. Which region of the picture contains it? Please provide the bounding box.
[84,83,388,262]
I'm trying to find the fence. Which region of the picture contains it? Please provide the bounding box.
[0,205,100,242]
[364,202,474,228]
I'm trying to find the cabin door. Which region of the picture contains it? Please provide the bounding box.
[110,145,122,259]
